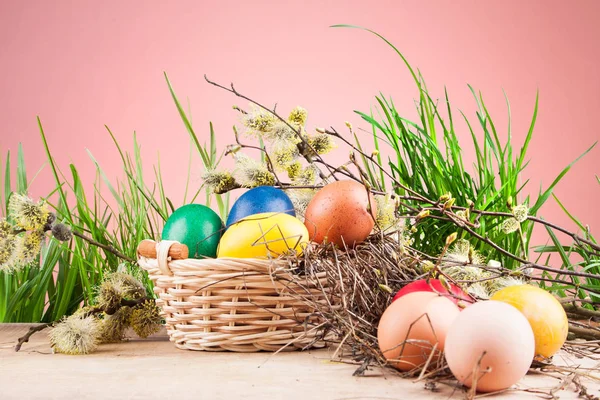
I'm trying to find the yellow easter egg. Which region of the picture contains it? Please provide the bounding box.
[491,284,568,358]
[217,212,309,258]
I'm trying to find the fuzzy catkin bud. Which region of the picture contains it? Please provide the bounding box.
[288,106,308,126]
[99,307,132,343]
[9,193,50,231]
[0,219,12,239]
[443,198,456,210]
[378,284,392,293]
[49,314,100,355]
[439,193,452,203]
[501,217,520,234]
[512,204,529,223]
[15,232,44,265]
[307,133,335,155]
[96,281,123,314]
[108,272,147,300]
[130,300,162,339]
[0,234,16,271]
[421,260,435,272]
[243,108,276,133]
[456,208,470,222]
[52,223,73,241]
[43,213,56,231]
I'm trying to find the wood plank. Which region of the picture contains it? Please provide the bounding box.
[1,324,598,400]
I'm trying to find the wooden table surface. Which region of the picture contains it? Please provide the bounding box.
[1,324,598,400]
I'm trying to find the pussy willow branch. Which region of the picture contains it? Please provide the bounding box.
[216,130,361,194]
[560,297,600,306]
[204,75,339,182]
[14,296,153,352]
[430,255,600,296]
[455,221,600,280]
[563,304,600,319]
[568,324,600,341]
[12,223,136,264]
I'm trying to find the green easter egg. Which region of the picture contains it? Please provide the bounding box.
[161,204,224,259]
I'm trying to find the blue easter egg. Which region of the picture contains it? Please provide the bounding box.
[226,186,295,227]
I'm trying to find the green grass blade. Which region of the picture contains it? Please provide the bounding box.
[530,142,596,215]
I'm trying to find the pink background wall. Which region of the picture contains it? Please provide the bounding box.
[1,0,599,246]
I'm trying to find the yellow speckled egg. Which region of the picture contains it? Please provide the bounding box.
[491,284,568,358]
[217,212,309,258]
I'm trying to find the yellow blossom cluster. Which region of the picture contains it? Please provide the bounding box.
[203,104,336,205]
[0,194,53,272]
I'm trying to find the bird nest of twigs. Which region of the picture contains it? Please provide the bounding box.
[283,232,428,368]
[297,232,422,362]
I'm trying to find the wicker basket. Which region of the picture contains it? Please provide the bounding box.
[137,240,333,352]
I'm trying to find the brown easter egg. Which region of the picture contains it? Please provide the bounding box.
[304,180,377,247]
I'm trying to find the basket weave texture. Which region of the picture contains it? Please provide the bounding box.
[138,240,332,352]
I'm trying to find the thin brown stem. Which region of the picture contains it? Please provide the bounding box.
[71,230,136,264]
[466,209,600,253]
[326,127,432,203]
[563,304,600,319]
[15,323,51,352]
[569,324,600,341]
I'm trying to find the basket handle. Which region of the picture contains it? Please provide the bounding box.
[137,240,188,276]
[137,239,189,260]
[156,241,179,276]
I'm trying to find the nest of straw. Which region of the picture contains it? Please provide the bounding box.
[288,232,424,368]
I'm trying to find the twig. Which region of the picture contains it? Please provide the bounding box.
[466,209,600,253]
[563,304,600,319]
[559,297,600,306]
[71,230,136,264]
[326,127,431,203]
[569,324,600,340]
[15,323,52,352]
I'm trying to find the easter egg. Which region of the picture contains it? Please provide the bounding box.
[377,292,460,372]
[162,204,224,259]
[226,186,296,227]
[490,284,568,358]
[304,180,377,248]
[445,301,535,392]
[218,212,308,258]
[392,279,472,306]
